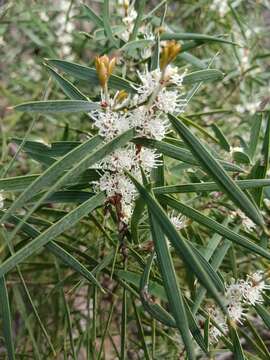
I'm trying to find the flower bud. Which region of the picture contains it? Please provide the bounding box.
[115,90,128,104]
[160,41,181,70]
[95,55,116,88]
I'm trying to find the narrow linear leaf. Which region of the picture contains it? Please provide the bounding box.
[160,32,239,45]
[133,137,243,172]
[82,3,103,28]
[153,179,270,195]
[169,114,263,226]
[0,276,15,360]
[103,0,118,47]
[183,69,224,84]
[130,0,146,41]
[45,65,88,100]
[149,215,196,360]
[0,135,103,224]
[46,59,136,93]
[0,192,106,277]
[128,173,225,310]
[14,100,99,113]
[159,195,270,260]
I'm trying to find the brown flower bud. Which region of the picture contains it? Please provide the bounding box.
[160,41,181,70]
[95,55,116,88]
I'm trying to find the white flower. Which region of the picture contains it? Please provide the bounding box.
[134,67,161,103]
[231,209,256,232]
[170,213,187,231]
[155,88,186,114]
[138,148,162,173]
[92,110,130,140]
[244,271,270,305]
[98,146,136,172]
[143,116,169,141]
[123,8,137,26]
[130,107,169,141]
[227,302,245,324]
[165,66,187,87]
[96,172,137,223]
[128,106,147,128]
[226,280,246,302]
[207,305,227,343]
[0,191,4,210]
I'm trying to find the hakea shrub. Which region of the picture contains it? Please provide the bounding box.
[2,1,270,359]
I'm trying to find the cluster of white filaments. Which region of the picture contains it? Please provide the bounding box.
[208,271,270,343]
[91,57,186,223]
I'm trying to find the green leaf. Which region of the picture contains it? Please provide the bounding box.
[248,114,262,159]
[160,32,239,45]
[0,192,106,277]
[47,59,136,93]
[103,0,118,47]
[153,179,270,195]
[229,324,245,360]
[179,52,207,69]
[183,69,224,84]
[14,100,99,113]
[127,174,225,309]
[45,65,88,100]
[251,114,270,206]
[130,0,146,41]
[0,276,15,360]
[133,137,244,172]
[232,150,251,165]
[0,135,103,223]
[120,39,153,52]
[169,114,264,226]
[159,195,270,260]
[256,304,270,329]
[149,215,196,360]
[81,3,103,28]
[211,124,230,151]
[2,129,135,253]
[0,170,99,192]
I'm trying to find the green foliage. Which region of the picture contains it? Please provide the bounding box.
[1,1,270,359]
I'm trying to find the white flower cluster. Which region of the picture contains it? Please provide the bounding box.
[208,271,270,343]
[170,213,187,231]
[91,64,186,223]
[230,209,256,232]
